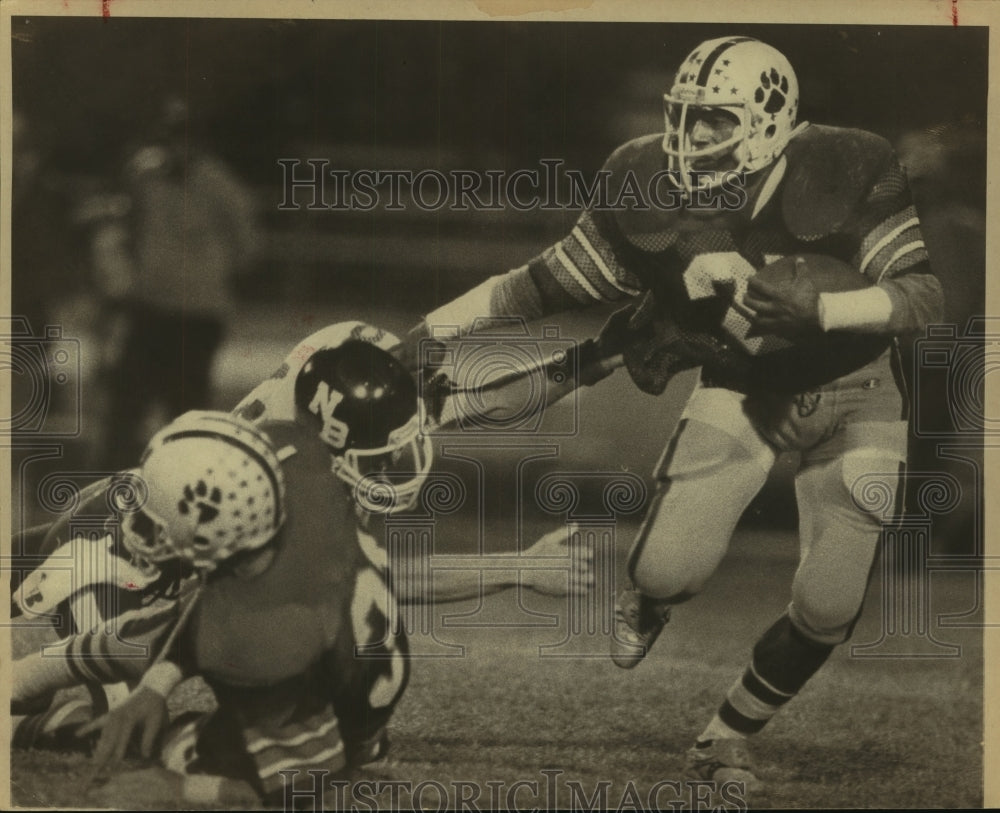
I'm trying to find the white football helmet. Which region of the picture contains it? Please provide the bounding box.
[662,37,808,190]
[121,411,287,572]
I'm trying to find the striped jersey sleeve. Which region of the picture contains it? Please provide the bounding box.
[534,209,644,304]
[848,157,943,332]
[64,598,180,686]
[854,160,930,283]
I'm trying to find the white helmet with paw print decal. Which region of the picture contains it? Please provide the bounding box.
[121,411,287,572]
[663,36,808,190]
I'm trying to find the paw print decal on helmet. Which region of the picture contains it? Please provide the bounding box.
[123,411,287,572]
[756,68,789,115]
[179,480,223,525]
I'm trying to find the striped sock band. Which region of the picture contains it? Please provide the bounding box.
[714,613,835,736]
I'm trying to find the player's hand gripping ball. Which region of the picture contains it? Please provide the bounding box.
[744,253,871,339]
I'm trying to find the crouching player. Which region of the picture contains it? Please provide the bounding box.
[14,411,403,807]
[12,329,590,806]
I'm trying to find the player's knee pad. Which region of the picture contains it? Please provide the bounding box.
[789,562,877,644]
[788,599,855,646]
[625,475,736,600]
[630,556,704,602]
[626,413,772,597]
[626,488,707,600]
[841,448,903,525]
[836,420,907,523]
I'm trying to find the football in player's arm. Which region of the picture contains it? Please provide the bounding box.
[394,36,943,792]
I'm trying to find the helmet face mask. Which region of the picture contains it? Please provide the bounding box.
[295,332,433,514]
[663,101,745,175]
[337,414,434,514]
[662,37,805,193]
[120,503,173,568]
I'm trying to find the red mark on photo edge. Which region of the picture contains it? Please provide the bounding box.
[102,0,112,19]
[952,0,959,26]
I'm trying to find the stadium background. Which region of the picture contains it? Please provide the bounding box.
[7,17,988,809]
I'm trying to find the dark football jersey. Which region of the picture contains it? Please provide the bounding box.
[187,420,404,683]
[58,419,409,792]
[519,124,933,394]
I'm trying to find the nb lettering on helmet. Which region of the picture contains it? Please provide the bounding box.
[308,381,350,449]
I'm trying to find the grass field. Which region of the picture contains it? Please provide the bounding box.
[9,525,984,810]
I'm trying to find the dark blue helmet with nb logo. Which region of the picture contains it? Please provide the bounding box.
[294,331,432,513]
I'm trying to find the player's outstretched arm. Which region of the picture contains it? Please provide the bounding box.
[517,523,596,597]
[394,193,644,371]
[393,524,594,604]
[426,336,625,431]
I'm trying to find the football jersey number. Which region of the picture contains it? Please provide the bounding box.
[682,251,791,356]
[350,567,406,709]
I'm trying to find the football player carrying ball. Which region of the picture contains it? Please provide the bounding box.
[397,36,943,791]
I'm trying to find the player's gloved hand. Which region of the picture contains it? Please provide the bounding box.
[389,320,448,376]
[78,684,168,773]
[743,256,822,338]
[522,523,595,597]
[390,321,454,427]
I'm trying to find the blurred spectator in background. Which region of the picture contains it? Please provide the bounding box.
[99,93,261,470]
[71,187,134,469]
[10,109,82,434]
[11,109,80,333]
